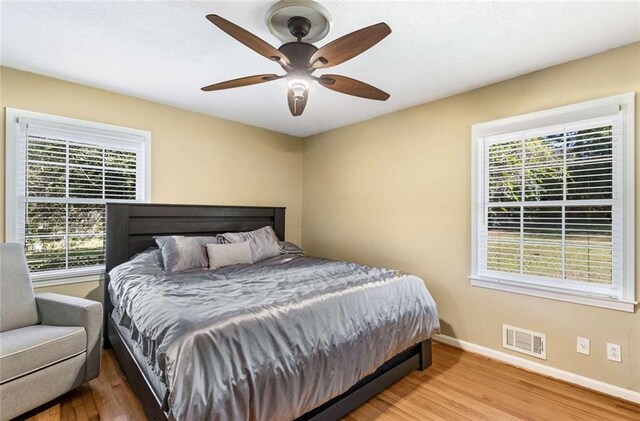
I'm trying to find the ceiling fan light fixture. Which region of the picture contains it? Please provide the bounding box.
[288,78,309,99]
[202,9,391,117]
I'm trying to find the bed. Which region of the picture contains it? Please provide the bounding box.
[103,203,439,421]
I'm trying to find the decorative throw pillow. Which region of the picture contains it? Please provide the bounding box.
[206,242,254,270]
[154,235,217,272]
[278,241,305,255]
[218,226,280,263]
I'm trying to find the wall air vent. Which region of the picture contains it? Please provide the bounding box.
[502,324,546,359]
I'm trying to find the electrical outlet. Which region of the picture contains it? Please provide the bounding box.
[606,343,621,362]
[577,337,590,355]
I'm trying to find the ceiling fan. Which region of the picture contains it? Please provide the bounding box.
[201,8,391,117]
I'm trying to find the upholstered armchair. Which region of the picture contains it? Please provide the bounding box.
[0,243,102,420]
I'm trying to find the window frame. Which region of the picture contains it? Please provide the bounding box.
[470,93,635,312]
[5,108,151,286]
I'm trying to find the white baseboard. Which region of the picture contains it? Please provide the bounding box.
[433,334,640,404]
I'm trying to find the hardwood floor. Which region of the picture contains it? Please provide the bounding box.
[24,342,639,421]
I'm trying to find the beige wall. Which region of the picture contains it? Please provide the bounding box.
[302,43,640,392]
[1,66,302,303]
[2,43,639,394]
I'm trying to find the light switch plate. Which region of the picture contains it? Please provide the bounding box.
[577,337,590,355]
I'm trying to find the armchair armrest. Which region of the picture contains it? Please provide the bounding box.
[35,292,103,381]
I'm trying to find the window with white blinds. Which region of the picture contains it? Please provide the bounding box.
[470,94,635,312]
[5,109,150,283]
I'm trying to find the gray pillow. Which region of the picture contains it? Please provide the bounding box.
[206,242,253,270]
[279,241,305,255]
[154,235,218,272]
[218,226,280,263]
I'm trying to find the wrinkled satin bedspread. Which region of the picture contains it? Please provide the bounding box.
[108,250,439,421]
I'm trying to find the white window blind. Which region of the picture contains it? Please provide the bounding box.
[479,116,620,289]
[6,110,150,282]
[470,94,635,312]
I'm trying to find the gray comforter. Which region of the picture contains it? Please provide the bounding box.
[108,250,439,421]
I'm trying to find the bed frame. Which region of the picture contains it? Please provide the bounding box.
[104,203,432,421]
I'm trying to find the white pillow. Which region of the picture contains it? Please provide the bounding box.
[206,242,254,270]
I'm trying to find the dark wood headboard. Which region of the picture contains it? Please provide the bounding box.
[103,203,285,345]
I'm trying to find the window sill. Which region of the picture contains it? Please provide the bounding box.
[469,276,637,313]
[31,268,104,288]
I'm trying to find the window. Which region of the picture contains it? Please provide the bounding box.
[5,109,150,285]
[470,94,635,312]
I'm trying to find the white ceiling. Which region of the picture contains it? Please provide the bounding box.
[2,1,639,137]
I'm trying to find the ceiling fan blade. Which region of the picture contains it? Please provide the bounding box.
[309,22,391,69]
[201,74,281,91]
[287,89,308,116]
[206,15,290,66]
[317,74,390,101]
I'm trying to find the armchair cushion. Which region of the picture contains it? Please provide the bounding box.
[0,243,38,332]
[0,325,86,384]
[35,293,102,381]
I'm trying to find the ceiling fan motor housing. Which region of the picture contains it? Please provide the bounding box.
[278,41,317,72]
